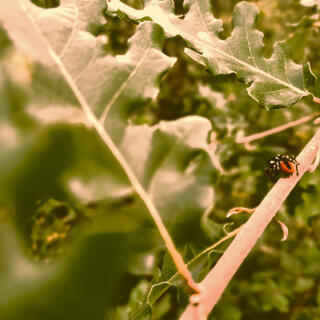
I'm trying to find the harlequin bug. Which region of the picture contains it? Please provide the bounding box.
[266,154,300,179]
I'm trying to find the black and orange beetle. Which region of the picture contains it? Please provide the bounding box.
[266,154,300,179]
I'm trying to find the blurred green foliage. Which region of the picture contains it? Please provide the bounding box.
[1,0,320,319]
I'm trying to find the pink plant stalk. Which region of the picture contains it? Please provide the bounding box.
[180,128,320,320]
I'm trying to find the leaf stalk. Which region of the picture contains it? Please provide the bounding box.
[180,128,320,319]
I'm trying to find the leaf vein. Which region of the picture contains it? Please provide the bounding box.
[99,47,151,124]
[59,1,78,60]
[244,15,258,69]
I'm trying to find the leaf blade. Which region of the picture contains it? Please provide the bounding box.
[107,0,316,108]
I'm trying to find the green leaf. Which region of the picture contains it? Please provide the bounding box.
[213,302,242,320]
[0,1,218,317]
[294,277,314,292]
[0,0,218,236]
[119,116,216,236]
[0,25,11,55]
[119,281,153,320]
[0,224,132,320]
[0,0,175,139]
[107,0,316,109]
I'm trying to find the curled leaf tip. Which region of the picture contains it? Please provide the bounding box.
[226,207,256,218]
[223,222,234,234]
[276,218,289,242]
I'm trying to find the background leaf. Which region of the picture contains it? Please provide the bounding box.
[108,0,316,109]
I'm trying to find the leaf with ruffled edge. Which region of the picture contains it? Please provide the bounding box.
[107,0,316,109]
[0,0,175,140]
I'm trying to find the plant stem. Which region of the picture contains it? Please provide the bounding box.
[180,128,320,319]
[236,113,319,147]
[313,97,320,104]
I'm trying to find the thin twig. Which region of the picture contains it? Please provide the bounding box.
[19,0,199,294]
[180,128,320,319]
[236,113,319,147]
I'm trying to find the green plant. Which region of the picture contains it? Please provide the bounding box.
[1,0,320,319]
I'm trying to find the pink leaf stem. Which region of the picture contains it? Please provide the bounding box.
[237,114,318,147]
[180,128,320,320]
